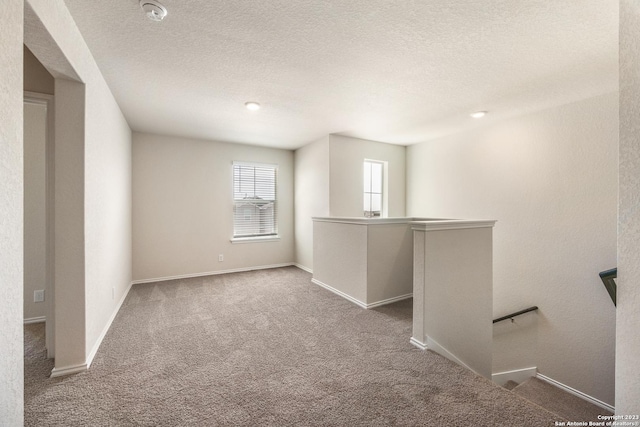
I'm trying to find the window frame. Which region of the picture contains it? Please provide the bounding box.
[363,159,387,218]
[230,161,280,243]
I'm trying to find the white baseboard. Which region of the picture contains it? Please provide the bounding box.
[425,336,478,376]
[50,362,88,378]
[492,367,537,386]
[311,278,368,309]
[366,293,413,308]
[413,335,488,379]
[294,263,313,274]
[410,335,475,373]
[410,337,427,350]
[24,316,46,325]
[311,278,412,309]
[52,280,135,378]
[85,280,134,369]
[536,373,615,413]
[131,263,296,285]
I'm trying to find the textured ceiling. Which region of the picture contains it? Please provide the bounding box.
[62,0,618,150]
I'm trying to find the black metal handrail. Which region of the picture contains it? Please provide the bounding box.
[493,306,539,324]
[599,268,617,307]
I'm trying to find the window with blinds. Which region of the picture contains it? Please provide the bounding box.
[232,162,278,238]
[363,160,384,217]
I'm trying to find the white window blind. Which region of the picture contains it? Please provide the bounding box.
[233,162,278,238]
[363,160,383,217]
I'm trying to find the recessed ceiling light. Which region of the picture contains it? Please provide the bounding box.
[471,111,487,118]
[140,0,168,22]
[245,102,261,111]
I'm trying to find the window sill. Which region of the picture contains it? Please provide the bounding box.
[230,235,281,244]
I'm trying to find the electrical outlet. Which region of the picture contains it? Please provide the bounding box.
[218,254,224,262]
[34,290,45,303]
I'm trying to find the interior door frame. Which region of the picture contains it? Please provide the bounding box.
[24,90,55,358]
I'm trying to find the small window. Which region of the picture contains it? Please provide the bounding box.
[232,162,278,239]
[364,160,384,218]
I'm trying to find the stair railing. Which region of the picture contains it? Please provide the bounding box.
[493,306,539,324]
[598,268,617,307]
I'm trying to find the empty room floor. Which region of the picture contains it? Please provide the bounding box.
[24,267,559,426]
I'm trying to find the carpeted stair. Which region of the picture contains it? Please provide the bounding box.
[503,380,519,391]
[506,377,612,422]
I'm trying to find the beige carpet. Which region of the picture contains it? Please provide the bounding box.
[26,266,564,426]
[512,377,612,422]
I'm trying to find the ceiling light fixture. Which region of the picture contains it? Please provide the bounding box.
[471,111,487,118]
[140,0,168,22]
[245,102,261,111]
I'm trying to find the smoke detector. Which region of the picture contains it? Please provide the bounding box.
[140,0,168,22]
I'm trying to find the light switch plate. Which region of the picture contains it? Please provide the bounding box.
[34,289,45,303]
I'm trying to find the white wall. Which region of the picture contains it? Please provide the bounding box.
[312,219,414,307]
[24,45,54,95]
[53,78,87,369]
[23,101,48,321]
[0,0,24,424]
[413,224,494,379]
[294,136,330,271]
[26,0,132,371]
[83,66,132,363]
[329,135,406,217]
[133,132,294,281]
[294,134,407,272]
[407,93,618,406]
[313,221,368,302]
[366,224,413,303]
[617,0,640,414]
